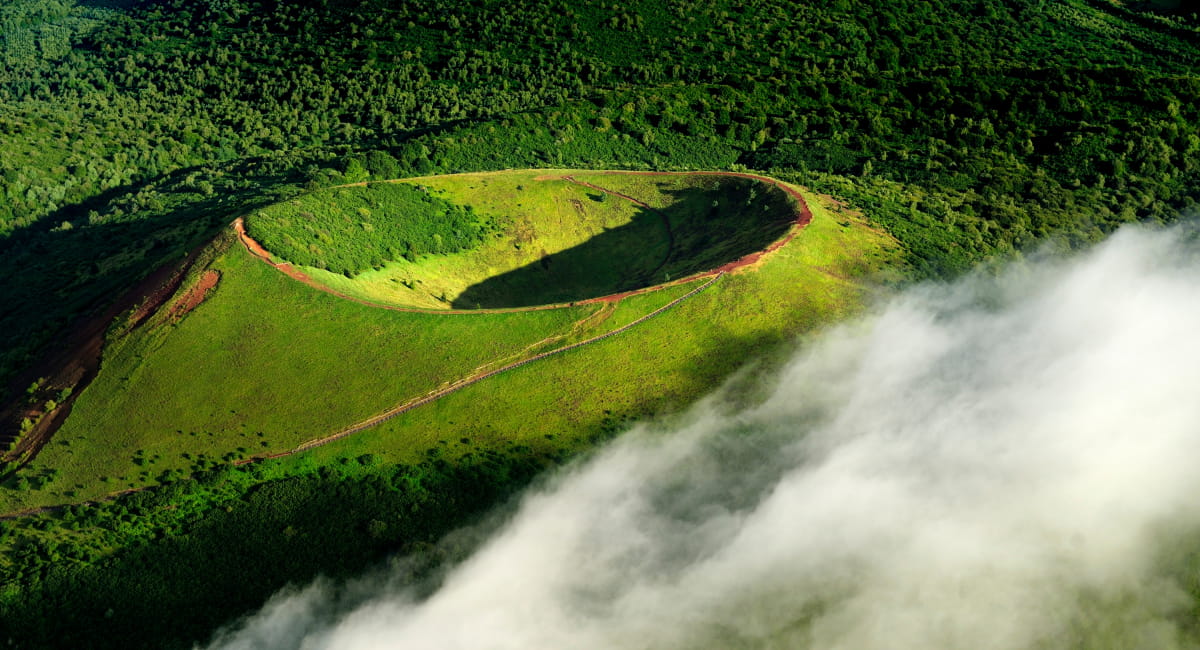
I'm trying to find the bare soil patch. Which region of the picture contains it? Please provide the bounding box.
[236,171,813,313]
[169,270,221,320]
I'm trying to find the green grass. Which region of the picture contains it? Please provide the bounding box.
[252,170,794,309]
[0,176,900,649]
[245,181,489,278]
[300,170,655,308]
[599,280,708,330]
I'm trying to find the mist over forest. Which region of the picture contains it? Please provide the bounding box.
[208,224,1200,650]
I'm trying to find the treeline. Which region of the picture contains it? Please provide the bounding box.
[0,0,1198,424]
[247,174,491,277]
[1,0,1197,236]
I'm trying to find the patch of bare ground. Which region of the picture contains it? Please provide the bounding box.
[168,270,221,320]
[0,242,219,471]
[1,172,820,515]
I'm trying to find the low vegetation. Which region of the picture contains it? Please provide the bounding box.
[1,0,1198,394]
[246,181,491,278]
[0,0,1197,647]
[1,170,808,513]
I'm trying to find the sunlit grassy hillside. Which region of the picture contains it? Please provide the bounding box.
[2,173,896,513]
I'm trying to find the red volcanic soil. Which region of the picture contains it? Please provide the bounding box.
[0,247,210,468]
[577,170,813,229]
[234,218,337,293]
[562,171,812,293]
[1,172,815,514]
[169,270,221,320]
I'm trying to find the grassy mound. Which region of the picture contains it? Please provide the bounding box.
[247,171,798,309]
[0,180,901,648]
[0,176,896,514]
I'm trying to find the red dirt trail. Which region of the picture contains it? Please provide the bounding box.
[219,171,814,461]
[169,270,221,320]
[283,271,723,456]
[0,246,212,471]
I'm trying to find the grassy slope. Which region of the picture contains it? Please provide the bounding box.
[567,171,797,276]
[291,171,661,308]
[3,243,598,510]
[291,184,899,469]
[0,182,898,650]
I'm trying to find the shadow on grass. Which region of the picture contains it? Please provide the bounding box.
[452,179,794,308]
[0,326,796,650]
[0,158,317,404]
[0,273,808,650]
[451,205,670,308]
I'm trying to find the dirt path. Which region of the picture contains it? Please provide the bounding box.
[169,270,221,320]
[0,267,722,520]
[0,246,212,472]
[580,169,814,228]
[225,171,817,457]
[235,217,670,314]
[0,272,723,521]
[466,302,613,377]
[559,171,812,283]
[285,271,723,455]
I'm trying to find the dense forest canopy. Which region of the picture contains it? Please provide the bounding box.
[1,0,1199,646]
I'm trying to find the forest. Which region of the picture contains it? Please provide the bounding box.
[1,0,1199,646]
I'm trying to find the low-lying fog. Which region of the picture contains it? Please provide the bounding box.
[205,224,1200,650]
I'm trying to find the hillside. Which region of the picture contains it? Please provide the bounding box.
[1,0,1198,394]
[0,174,899,647]
[247,171,798,309]
[0,0,1198,647]
[0,170,832,512]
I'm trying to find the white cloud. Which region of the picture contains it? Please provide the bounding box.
[205,225,1200,650]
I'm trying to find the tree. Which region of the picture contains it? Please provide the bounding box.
[364,150,400,179]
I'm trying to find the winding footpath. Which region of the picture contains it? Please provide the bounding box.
[285,271,722,455]
[0,273,720,521]
[233,171,812,313]
[234,218,690,314]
